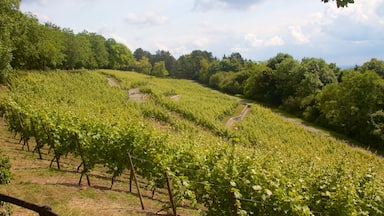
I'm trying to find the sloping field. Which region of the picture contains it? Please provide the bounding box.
[1,70,383,215]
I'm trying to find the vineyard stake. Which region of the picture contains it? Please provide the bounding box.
[231,191,239,216]
[129,168,133,192]
[31,120,43,159]
[128,153,145,210]
[165,171,177,216]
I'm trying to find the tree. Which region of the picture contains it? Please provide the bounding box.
[370,110,384,144]
[152,50,176,73]
[10,13,40,69]
[172,50,214,79]
[267,53,293,70]
[322,0,355,8]
[244,64,277,103]
[359,58,384,78]
[0,0,22,82]
[274,57,302,104]
[36,23,65,69]
[130,56,152,74]
[88,32,109,68]
[133,48,152,61]
[76,31,97,69]
[219,71,249,94]
[317,71,384,140]
[209,72,226,89]
[152,61,169,77]
[106,38,133,69]
[62,28,80,69]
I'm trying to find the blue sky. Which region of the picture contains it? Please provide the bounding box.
[20,0,384,66]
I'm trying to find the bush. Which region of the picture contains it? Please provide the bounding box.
[0,152,12,216]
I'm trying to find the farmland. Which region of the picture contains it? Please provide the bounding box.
[1,70,384,215]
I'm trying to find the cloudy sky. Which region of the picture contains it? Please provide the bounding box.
[21,0,384,66]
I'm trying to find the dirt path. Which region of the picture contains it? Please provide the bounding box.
[106,77,120,87]
[170,95,181,101]
[279,115,330,137]
[128,88,147,101]
[225,102,251,128]
[106,77,147,101]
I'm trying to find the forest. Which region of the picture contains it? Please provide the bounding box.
[1,0,383,151]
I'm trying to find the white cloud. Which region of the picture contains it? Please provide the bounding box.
[289,26,309,44]
[265,36,284,46]
[194,0,264,10]
[19,0,384,65]
[244,34,284,47]
[244,34,263,47]
[125,12,168,26]
[22,0,48,5]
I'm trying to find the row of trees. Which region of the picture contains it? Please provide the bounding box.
[155,49,383,148]
[0,0,173,82]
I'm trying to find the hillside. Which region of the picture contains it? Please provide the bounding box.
[1,70,383,215]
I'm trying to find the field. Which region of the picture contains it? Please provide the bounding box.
[1,70,383,215]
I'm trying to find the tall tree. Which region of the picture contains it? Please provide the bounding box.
[266,53,293,70]
[133,48,152,61]
[244,64,277,103]
[106,38,133,69]
[152,50,176,73]
[130,56,152,74]
[10,13,40,69]
[0,0,21,82]
[152,61,169,77]
[359,58,384,78]
[88,32,109,68]
[76,31,97,69]
[36,22,65,69]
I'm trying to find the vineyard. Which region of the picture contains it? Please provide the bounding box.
[1,70,384,215]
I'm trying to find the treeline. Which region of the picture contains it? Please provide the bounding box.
[1,1,383,149]
[1,1,175,80]
[164,50,384,149]
[1,1,135,77]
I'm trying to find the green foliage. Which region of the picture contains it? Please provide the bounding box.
[0,154,11,184]
[106,38,133,70]
[0,0,21,83]
[1,3,133,72]
[359,58,384,78]
[130,57,152,74]
[171,50,214,79]
[0,151,12,216]
[317,70,384,143]
[370,110,384,143]
[152,61,169,77]
[2,70,384,215]
[244,64,277,103]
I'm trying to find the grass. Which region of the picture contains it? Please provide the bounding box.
[0,120,201,216]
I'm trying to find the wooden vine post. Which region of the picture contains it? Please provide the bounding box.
[231,191,239,216]
[164,171,177,216]
[129,168,133,192]
[127,153,145,210]
[75,133,91,186]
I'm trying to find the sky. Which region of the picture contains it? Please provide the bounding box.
[20,0,384,66]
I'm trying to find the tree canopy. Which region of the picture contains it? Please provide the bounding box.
[322,0,355,8]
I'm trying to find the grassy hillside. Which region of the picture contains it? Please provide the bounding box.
[1,70,383,215]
